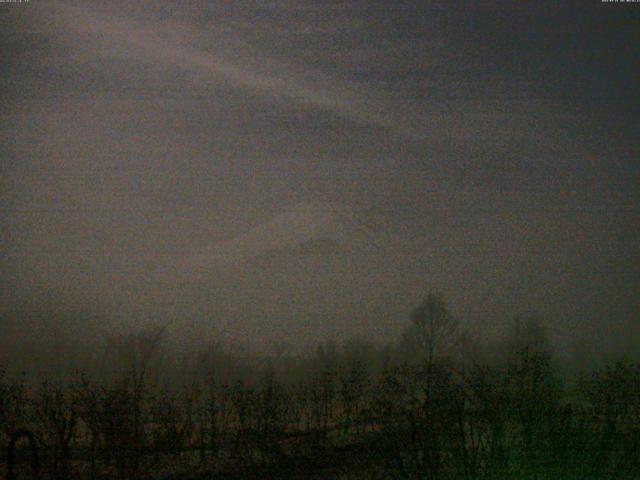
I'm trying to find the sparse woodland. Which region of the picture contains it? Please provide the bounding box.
[1,293,639,479]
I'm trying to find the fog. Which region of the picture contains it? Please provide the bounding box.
[1,1,639,371]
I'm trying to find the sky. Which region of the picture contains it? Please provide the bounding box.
[1,1,638,359]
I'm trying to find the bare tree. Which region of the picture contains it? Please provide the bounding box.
[2,369,39,480]
[34,381,78,480]
[402,292,460,366]
[103,325,167,479]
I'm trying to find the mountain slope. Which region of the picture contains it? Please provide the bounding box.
[149,202,407,349]
[181,202,385,269]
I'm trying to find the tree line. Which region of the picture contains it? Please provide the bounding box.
[1,292,639,479]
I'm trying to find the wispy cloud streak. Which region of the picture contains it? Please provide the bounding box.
[52,2,424,139]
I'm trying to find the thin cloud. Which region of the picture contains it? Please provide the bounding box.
[51,2,425,140]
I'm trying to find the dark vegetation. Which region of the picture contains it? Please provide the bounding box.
[1,293,638,479]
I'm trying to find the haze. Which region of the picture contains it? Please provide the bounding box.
[1,1,638,369]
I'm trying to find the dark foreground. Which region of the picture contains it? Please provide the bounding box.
[2,297,639,479]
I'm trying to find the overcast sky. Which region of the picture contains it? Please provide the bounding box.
[1,1,638,354]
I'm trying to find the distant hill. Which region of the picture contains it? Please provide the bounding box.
[180,202,385,270]
[153,202,406,350]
